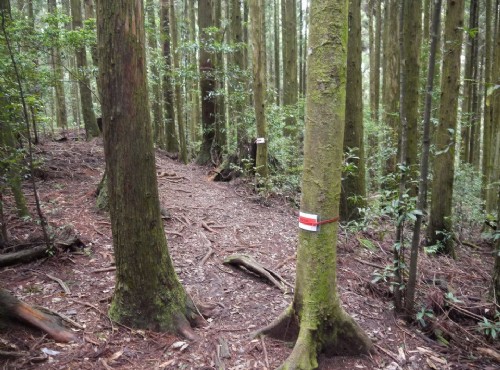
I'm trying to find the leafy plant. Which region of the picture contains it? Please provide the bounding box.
[478,313,500,340]
[416,306,435,328]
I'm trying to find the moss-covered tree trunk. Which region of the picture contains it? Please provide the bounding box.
[96,0,199,337]
[427,0,465,256]
[340,0,366,221]
[257,1,372,368]
[160,0,178,153]
[249,0,268,180]
[71,0,99,140]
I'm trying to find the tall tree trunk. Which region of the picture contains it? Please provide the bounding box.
[146,0,165,147]
[282,0,298,138]
[63,0,80,129]
[381,0,400,177]
[274,0,280,105]
[170,0,187,163]
[482,0,495,212]
[188,0,200,146]
[406,0,442,315]
[340,0,366,222]
[230,0,247,163]
[196,0,216,165]
[71,0,99,139]
[160,0,178,152]
[214,0,226,161]
[403,0,422,197]
[96,0,199,337]
[460,0,478,164]
[48,0,68,129]
[256,1,372,367]
[249,0,268,180]
[427,0,465,257]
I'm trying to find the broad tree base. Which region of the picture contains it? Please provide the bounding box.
[256,304,373,370]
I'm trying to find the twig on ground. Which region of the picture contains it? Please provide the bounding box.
[46,274,71,295]
[353,257,385,270]
[202,221,218,233]
[92,266,116,273]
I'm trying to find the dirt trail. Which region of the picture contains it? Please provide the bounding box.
[1,138,497,369]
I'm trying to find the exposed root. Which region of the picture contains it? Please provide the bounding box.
[253,304,299,342]
[277,328,318,370]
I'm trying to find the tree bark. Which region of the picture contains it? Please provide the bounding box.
[96,0,199,336]
[169,0,187,163]
[249,0,268,180]
[146,0,165,147]
[403,0,422,197]
[340,0,366,222]
[381,0,399,177]
[406,0,442,315]
[196,0,217,165]
[282,0,298,138]
[257,0,372,367]
[48,0,68,129]
[160,0,178,153]
[427,0,465,256]
[71,0,99,139]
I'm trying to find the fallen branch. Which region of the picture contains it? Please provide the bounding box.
[223,254,293,292]
[0,289,76,342]
[0,245,51,267]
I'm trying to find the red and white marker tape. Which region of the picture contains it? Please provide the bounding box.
[298,211,340,232]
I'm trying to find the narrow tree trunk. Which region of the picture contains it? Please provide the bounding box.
[427,0,465,256]
[169,0,187,163]
[282,0,298,138]
[160,0,178,153]
[274,0,280,105]
[249,0,268,180]
[71,0,99,139]
[381,0,400,177]
[403,0,422,197]
[146,0,165,147]
[48,0,68,129]
[340,0,366,222]
[406,0,442,315]
[188,0,201,146]
[196,0,216,165]
[482,0,494,212]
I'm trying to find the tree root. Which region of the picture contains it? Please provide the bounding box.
[277,328,318,370]
[223,254,293,293]
[253,304,299,342]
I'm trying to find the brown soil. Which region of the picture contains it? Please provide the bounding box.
[1,135,499,369]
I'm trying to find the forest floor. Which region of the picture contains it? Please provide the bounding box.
[1,133,499,369]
